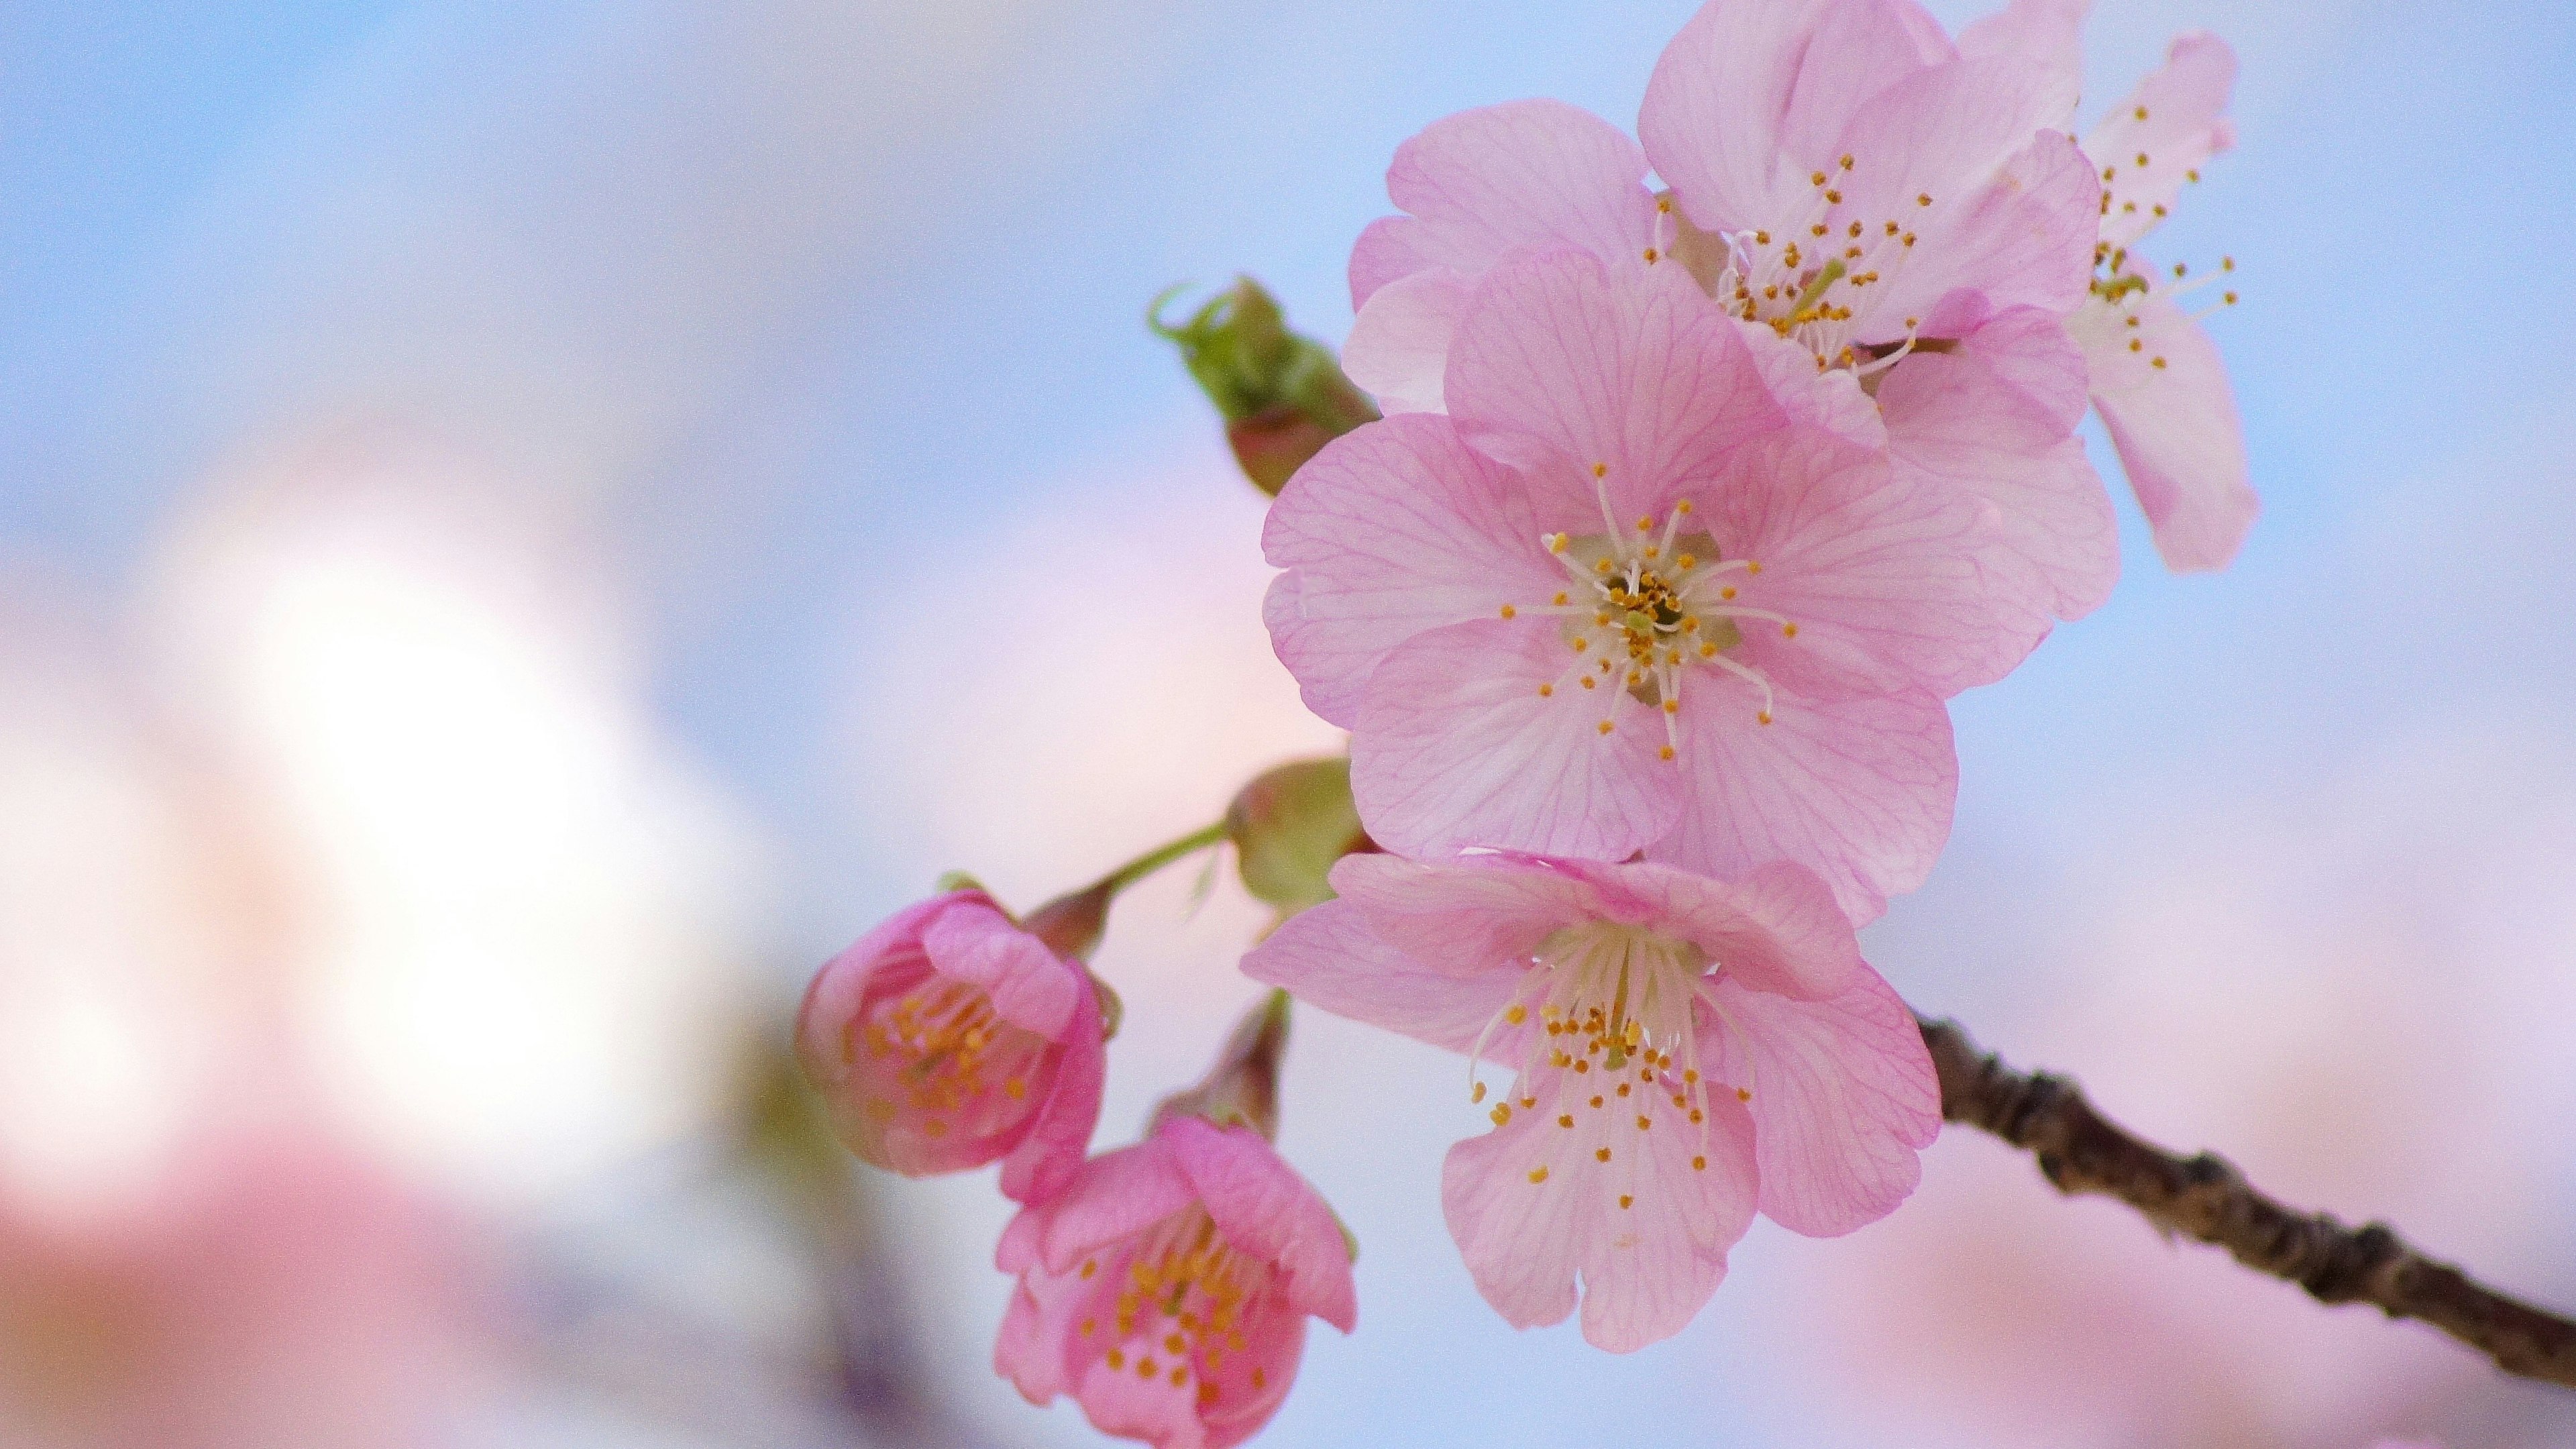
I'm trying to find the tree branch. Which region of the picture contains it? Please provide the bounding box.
[1914,1012,2576,1391]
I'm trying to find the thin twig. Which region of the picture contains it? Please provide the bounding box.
[1914,1012,2576,1391]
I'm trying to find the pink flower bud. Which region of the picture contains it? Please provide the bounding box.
[796,890,1106,1203]
[994,1114,1355,1449]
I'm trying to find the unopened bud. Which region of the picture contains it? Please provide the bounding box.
[1152,988,1292,1140]
[1226,757,1372,917]
[1152,278,1378,496]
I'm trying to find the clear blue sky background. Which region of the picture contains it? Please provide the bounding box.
[8,2,2576,1445]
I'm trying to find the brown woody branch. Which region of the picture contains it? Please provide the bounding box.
[1915,1012,2576,1391]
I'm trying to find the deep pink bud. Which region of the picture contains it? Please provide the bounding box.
[796,890,1106,1203]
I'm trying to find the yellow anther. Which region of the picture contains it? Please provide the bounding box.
[1528,1166,1549,1183]
[1580,675,1598,688]
[1490,1104,1512,1126]
[1637,1115,1652,1130]
[1781,623,1798,638]
[1472,1081,1487,1104]
[1597,719,1614,735]
[1659,745,1675,761]
[2135,152,2149,166]
[1691,1156,1707,1171]
[1736,1087,1752,1102]
[1753,229,1770,245]
[1591,460,1609,478]
[1916,193,1932,207]
[2152,357,2169,369]
[1810,170,1827,185]
[1658,196,1672,213]
[1746,561,1762,574]
[1757,710,1774,726]
[1138,1357,1157,1379]
[1619,1194,1634,1209]
[1595,1146,1611,1163]
[1838,154,1854,170]
[1636,515,1654,532]
[2135,105,2149,120]
[1643,247,1660,263]
[1505,1005,1526,1024]
[1499,604,1517,619]
[1825,189,1842,204]
[1662,699,1680,715]
[1548,533,1568,553]
[1558,1114,1574,1128]
[2130,339,2144,352]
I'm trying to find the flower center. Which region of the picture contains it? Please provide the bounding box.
[853,976,1042,1134]
[1085,1208,1271,1410]
[2090,242,2239,369]
[1466,922,1747,1199]
[1655,159,1931,376]
[1503,465,1794,759]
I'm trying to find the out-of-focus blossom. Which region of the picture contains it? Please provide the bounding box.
[0,1129,480,1449]
[993,1114,1356,1449]
[2065,32,2259,570]
[1244,850,1935,1352]
[798,888,1107,1202]
[1270,248,2014,919]
[1155,279,1380,496]
[1344,0,2116,621]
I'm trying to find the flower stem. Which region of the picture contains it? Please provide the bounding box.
[1097,820,1228,896]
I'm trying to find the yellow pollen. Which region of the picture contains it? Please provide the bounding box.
[1637,1116,1652,1130]
[1472,1081,1487,1104]
[1683,1069,1699,1083]
[1781,623,1799,638]
[1252,1368,1267,1391]
[1689,1108,1704,1123]
[1757,711,1774,726]
[1736,1087,1752,1102]
[1165,1333,1187,1354]
[1529,1166,1550,1183]
[2130,339,2144,352]
[1636,515,1654,532]
[1825,189,1842,204]
[1538,682,1554,697]
[1505,1005,1527,1024]
[1839,154,1854,170]
[1499,604,1516,619]
[2135,105,2149,119]
[1548,533,1569,553]
[1698,642,1718,659]
[1643,247,1660,263]
[1107,1350,1126,1370]
[1491,1104,1512,1126]
[2152,357,2169,369]
[1574,1059,1590,1075]
[1595,1147,1612,1163]
[1916,193,1932,207]
[1171,1367,1189,1387]
[1591,461,1609,478]
[1693,1156,1708,1171]
[1659,745,1675,761]
[1005,1078,1026,1099]
[1746,561,1762,574]
[1138,1357,1157,1379]
[1081,1260,1098,1279]
[1558,1114,1574,1128]
[1754,229,1770,245]
[1658,197,1672,213]
[1662,699,1680,714]
[1580,676,1598,688]
[1809,170,1827,185]
[1619,1194,1634,1209]
[2135,152,2149,166]
[1811,223,1828,237]
[1597,719,1614,735]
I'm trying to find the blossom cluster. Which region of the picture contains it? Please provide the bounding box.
[798,1,2250,1444]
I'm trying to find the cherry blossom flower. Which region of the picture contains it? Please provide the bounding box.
[994,1113,1356,1449]
[1270,246,2020,919]
[796,888,1106,1202]
[1242,850,1937,1352]
[2066,32,2259,571]
[1344,0,2116,621]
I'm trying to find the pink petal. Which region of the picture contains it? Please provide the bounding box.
[1342,270,1470,414]
[999,979,1106,1203]
[2070,287,2257,570]
[1640,0,1936,233]
[1613,859,1865,1002]
[1033,1141,1197,1275]
[1262,415,1558,728]
[1445,248,1789,527]
[1776,0,1957,162]
[1843,109,2101,335]
[1240,896,1534,1055]
[1878,306,2119,619]
[1710,965,1939,1236]
[1956,0,2090,137]
[1071,1353,1208,1449]
[794,892,965,1088]
[1654,684,1957,924]
[1323,851,1612,978]
[1575,1089,1757,1352]
[1349,99,1660,310]
[1350,616,1683,863]
[1162,1118,1358,1333]
[1695,423,2038,696]
[2087,32,2237,248]
[1191,1304,1309,1449]
[920,901,1080,1038]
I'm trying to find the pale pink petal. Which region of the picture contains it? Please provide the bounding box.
[1956,0,2090,136]
[1072,1352,1208,1449]
[1262,415,1558,727]
[1575,1089,1758,1352]
[2087,32,2237,249]
[993,1277,1061,1401]
[1878,306,2119,618]
[920,900,1079,1038]
[999,980,1106,1203]
[1032,1142,1197,1275]
[1437,1116,1583,1332]
[1163,1118,1358,1333]
[1240,897,1533,1055]
[1348,98,1662,311]
[1776,0,1956,162]
[1322,851,1612,977]
[1342,270,1470,413]
[1613,859,1865,1001]
[1445,248,1788,525]
[2070,287,2257,570]
[1694,423,2038,696]
[1847,116,2100,335]
[1711,966,1939,1236]
[1654,683,1956,923]
[1350,616,1683,862]
[1640,0,1923,232]
[1193,1306,1308,1449]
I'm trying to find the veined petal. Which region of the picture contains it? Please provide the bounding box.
[1446,248,1789,527]
[1610,859,1864,1002]
[921,901,1080,1038]
[1853,121,2101,335]
[1956,0,2090,137]
[1709,966,1939,1237]
[1655,683,1957,924]
[1032,1142,1197,1275]
[1342,270,1470,414]
[2070,287,2257,571]
[1351,616,1683,863]
[1878,306,2119,619]
[1324,851,1612,975]
[1241,898,1534,1053]
[1164,1118,1358,1334]
[1640,0,1932,233]
[1262,415,1556,728]
[1349,98,1661,310]
[2088,32,2237,249]
[1697,423,2033,696]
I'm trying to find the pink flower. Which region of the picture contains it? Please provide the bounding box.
[1242,850,1937,1352]
[993,1114,1357,1449]
[797,888,1106,1202]
[1271,246,2012,919]
[1344,0,2118,621]
[2068,32,2259,571]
